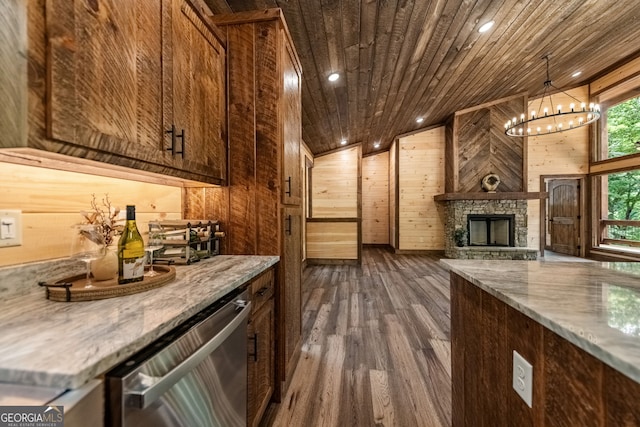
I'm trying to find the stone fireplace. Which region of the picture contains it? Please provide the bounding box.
[443,199,538,260]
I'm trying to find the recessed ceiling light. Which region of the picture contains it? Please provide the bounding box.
[340,139,347,145]
[572,71,582,78]
[373,142,380,149]
[478,21,494,33]
[416,117,424,124]
[328,73,340,82]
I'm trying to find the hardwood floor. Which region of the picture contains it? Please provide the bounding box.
[263,246,452,427]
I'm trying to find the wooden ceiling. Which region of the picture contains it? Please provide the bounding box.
[202,0,640,156]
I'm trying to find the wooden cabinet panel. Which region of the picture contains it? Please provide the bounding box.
[39,0,226,184]
[165,0,226,182]
[248,269,275,427]
[248,299,275,427]
[282,37,302,206]
[46,0,165,163]
[282,207,302,385]
[0,0,27,150]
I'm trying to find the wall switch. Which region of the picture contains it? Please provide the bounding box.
[513,350,533,408]
[0,210,22,247]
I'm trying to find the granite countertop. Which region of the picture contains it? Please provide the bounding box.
[441,259,640,384]
[0,255,279,390]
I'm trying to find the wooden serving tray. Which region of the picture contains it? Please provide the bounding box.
[40,266,176,302]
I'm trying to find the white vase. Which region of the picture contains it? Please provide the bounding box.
[91,246,118,281]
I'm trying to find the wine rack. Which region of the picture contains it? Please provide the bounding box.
[152,220,223,265]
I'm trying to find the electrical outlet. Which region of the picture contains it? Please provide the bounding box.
[0,210,22,247]
[513,350,533,408]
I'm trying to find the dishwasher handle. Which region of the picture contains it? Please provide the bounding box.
[126,299,251,409]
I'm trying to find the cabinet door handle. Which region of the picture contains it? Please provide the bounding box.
[285,215,292,235]
[165,125,185,159]
[176,128,184,158]
[285,176,292,196]
[166,125,177,155]
[257,286,269,296]
[249,333,258,362]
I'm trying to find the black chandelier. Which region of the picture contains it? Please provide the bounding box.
[505,56,600,137]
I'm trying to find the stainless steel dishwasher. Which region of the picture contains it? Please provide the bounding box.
[106,288,250,427]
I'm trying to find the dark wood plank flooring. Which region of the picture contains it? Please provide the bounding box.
[263,246,452,426]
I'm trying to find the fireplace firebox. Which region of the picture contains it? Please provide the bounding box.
[467,214,515,247]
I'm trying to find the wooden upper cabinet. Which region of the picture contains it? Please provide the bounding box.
[43,0,226,185]
[0,0,27,151]
[46,0,166,164]
[163,0,227,183]
[281,36,302,206]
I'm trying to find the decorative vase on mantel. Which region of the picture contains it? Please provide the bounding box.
[481,173,501,192]
[91,245,118,281]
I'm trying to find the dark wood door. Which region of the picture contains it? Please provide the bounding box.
[548,179,580,255]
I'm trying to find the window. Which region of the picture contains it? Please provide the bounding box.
[602,96,640,159]
[593,91,640,257]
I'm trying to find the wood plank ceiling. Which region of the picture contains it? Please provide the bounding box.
[202,0,640,156]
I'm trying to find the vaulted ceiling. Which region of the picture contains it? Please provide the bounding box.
[203,0,640,156]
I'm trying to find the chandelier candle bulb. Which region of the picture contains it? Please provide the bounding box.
[547,125,552,132]
[581,102,586,111]
[520,113,525,121]
[543,107,548,116]
[569,120,574,128]
[570,103,575,112]
[531,111,536,119]
[537,127,541,134]
[557,105,562,113]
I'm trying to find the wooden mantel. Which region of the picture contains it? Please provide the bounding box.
[434,192,547,202]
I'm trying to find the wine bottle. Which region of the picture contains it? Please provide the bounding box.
[118,205,145,284]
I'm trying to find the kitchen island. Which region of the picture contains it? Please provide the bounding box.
[0,255,278,390]
[442,259,640,426]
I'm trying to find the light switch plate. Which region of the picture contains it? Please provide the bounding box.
[513,350,533,408]
[0,210,22,247]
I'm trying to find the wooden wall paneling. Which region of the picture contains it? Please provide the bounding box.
[362,152,389,244]
[590,55,640,96]
[226,23,257,255]
[0,163,182,267]
[255,20,280,256]
[311,146,359,218]
[389,140,397,249]
[456,98,524,193]
[398,127,445,250]
[306,221,359,259]
[527,86,589,251]
[0,0,27,151]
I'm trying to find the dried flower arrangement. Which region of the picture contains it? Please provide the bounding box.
[80,194,124,246]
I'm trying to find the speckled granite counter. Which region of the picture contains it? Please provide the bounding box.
[440,259,640,384]
[0,255,278,389]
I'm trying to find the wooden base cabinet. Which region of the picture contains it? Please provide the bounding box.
[248,269,276,427]
[451,272,640,426]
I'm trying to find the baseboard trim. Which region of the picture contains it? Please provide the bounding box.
[306,258,359,265]
[393,249,446,256]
